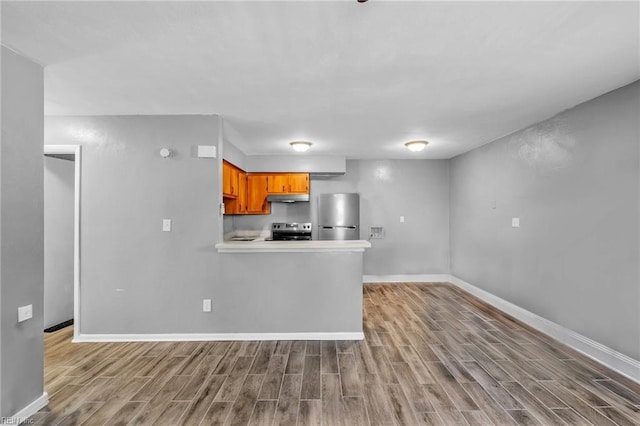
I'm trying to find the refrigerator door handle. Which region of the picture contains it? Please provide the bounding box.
[320,225,357,229]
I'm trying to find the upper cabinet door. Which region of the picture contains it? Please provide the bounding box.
[236,171,247,213]
[246,175,270,214]
[287,174,309,193]
[267,173,309,194]
[267,174,288,193]
[222,160,239,198]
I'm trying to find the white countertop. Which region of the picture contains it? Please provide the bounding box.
[215,239,371,253]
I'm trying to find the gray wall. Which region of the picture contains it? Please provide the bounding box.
[45,115,364,337]
[45,116,223,334]
[232,160,451,275]
[450,81,640,360]
[44,156,75,329]
[0,46,45,417]
[244,155,346,174]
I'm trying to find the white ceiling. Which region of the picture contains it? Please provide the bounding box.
[2,1,638,159]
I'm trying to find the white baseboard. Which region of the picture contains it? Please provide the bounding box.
[363,274,450,283]
[73,331,364,343]
[446,275,640,384]
[6,392,48,425]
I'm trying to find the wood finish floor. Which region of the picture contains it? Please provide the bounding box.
[33,283,640,425]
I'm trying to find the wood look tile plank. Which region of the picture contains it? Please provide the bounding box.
[321,341,339,374]
[180,374,227,425]
[342,397,368,426]
[505,409,542,425]
[392,362,434,412]
[460,361,523,410]
[360,374,395,426]
[338,353,363,397]
[421,383,468,425]
[104,401,145,426]
[306,341,320,356]
[369,346,399,384]
[551,408,595,425]
[540,381,617,426]
[595,379,640,406]
[131,375,190,424]
[462,382,517,425]
[249,341,277,375]
[78,376,149,425]
[386,383,421,426]
[301,355,321,400]
[258,354,286,400]
[215,356,255,402]
[272,374,302,425]
[597,406,638,426]
[460,410,493,425]
[500,381,566,425]
[200,401,233,425]
[285,341,306,374]
[173,355,223,401]
[51,402,103,426]
[298,399,322,426]
[225,374,264,426]
[247,400,278,426]
[152,401,189,426]
[321,374,345,426]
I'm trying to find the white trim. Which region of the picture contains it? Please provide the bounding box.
[363,274,450,283]
[73,331,364,343]
[44,145,81,340]
[446,275,640,384]
[6,392,48,424]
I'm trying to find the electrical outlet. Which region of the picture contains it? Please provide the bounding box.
[370,226,385,239]
[18,304,33,322]
[203,299,212,312]
[399,216,405,223]
[163,219,172,232]
[512,217,520,228]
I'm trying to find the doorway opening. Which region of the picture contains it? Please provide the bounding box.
[43,145,81,341]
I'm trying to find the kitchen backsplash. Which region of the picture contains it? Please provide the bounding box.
[228,201,311,232]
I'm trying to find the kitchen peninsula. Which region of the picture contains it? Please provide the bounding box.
[215,239,371,339]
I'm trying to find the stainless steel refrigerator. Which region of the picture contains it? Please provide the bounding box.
[318,193,360,240]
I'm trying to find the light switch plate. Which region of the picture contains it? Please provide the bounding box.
[512,217,520,228]
[18,304,33,322]
[203,299,212,312]
[163,219,172,232]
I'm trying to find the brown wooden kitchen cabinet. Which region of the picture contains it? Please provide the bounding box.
[246,175,270,214]
[225,171,247,214]
[223,166,307,215]
[222,160,239,198]
[287,173,309,193]
[267,173,309,194]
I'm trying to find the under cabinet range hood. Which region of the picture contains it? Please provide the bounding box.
[266,193,310,203]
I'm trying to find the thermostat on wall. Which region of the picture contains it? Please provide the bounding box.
[159,148,172,158]
[197,145,217,158]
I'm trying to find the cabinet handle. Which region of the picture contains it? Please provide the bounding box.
[282,185,285,192]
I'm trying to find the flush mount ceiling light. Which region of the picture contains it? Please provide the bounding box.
[404,140,428,152]
[290,141,312,152]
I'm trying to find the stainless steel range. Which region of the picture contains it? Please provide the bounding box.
[271,222,312,241]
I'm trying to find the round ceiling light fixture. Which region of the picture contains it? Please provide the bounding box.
[290,141,312,152]
[404,140,429,152]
